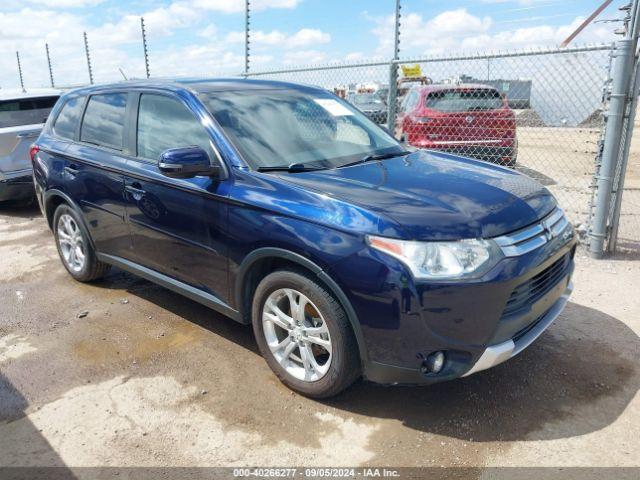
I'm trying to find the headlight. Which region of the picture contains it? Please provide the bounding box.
[366,236,503,280]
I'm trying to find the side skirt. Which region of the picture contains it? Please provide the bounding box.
[96,253,243,323]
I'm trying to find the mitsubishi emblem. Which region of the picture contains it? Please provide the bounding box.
[543,221,555,241]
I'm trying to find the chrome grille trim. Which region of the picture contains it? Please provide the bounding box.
[493,208,572,257]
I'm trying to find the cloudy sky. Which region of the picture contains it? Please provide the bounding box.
[0,0,621,89]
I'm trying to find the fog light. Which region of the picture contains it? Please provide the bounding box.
[422,351,445,374]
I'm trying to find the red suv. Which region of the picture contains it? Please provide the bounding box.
[399,84,517,167]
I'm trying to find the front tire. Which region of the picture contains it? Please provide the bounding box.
[252,269,360,398]
[53,204,110,282]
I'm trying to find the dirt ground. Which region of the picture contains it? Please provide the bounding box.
[0,201,638,475]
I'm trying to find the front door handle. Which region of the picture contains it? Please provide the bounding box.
[125,183,146,200]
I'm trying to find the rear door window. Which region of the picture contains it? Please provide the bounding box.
[426,89,503,112]
[53,96,85,140]
[80,93,127,150]
[136,93,213,161]
[0,95,59,128]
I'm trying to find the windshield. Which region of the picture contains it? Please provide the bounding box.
[351,94,381,105]
[200,89,401,169]
[426,89,503,112]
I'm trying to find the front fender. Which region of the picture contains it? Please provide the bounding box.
[235,247,370,367]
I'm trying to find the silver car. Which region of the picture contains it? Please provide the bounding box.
[0,89,60,203]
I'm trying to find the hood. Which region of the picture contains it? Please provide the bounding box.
[276,150,556,240]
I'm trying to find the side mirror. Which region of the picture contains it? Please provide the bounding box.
[158,146,221,179]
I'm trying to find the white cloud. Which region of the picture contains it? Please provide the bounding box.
[93,3,199,45]
[370,8,614,57]
[371,9,492,57]
[0,0,307,88]
[289,28,330,47]
[226,28,330,48]
[191,0,300,14]
[0,8,85,42]
[25,0,105,7]
[283,49,328,65]
[345,52,364,62]
[197,24,218,38]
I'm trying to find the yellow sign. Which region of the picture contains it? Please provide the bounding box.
[401,64,422,78]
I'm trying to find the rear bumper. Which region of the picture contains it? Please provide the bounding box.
[0,171,34,202]
[429,145,516,165]
[404,137,517,165]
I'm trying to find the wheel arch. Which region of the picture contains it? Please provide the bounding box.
[235,247,369,365]
[44,189,96,250]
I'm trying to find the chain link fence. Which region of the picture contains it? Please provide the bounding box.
[247,45,616,235]
[607,79,640,254]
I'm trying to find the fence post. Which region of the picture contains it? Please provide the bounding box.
[16,51,25,92]
[84,31,94,85]
[45,43,55,88]
[244,0,251,75]
[608,57,640,251]
[387,0,401,134]
[141,17,151,79]
[588,38,634,257]
[606,0,640,252]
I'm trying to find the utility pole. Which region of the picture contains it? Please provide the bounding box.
[245,0,251,75]
[561,0,613,47]
[141,17,150,78]
[16,51,25,92]
[84,31,94,85]
[45,43,55,88]
[387,0,401,133]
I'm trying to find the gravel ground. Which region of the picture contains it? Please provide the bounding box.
[0,202,638,475]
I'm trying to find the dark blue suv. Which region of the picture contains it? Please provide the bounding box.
[32,79,576,398]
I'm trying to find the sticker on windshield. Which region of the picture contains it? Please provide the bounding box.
[313,99,353,116]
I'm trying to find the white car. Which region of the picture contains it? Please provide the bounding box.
[0,88,60,203]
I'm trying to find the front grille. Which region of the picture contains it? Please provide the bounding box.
[494,207,572,257]
[502,253,570,317]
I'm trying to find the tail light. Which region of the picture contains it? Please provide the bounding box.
[29,144,40,163]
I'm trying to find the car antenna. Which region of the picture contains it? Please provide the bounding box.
[118,67,128,81]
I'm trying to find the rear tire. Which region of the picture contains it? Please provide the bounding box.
[53,204,110,282]
[252,269,360,398]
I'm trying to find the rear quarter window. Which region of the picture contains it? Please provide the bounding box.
[53,96,86,140]
[80,93,127,150]
[0,95,59,128]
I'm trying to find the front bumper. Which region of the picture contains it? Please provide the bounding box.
[462,280,572,377]
[362,275,573,385]
[329,217,577,386]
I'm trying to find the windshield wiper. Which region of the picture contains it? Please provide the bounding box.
[338,150,411,169]
[257,162,326,173]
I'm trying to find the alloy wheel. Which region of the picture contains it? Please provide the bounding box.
[57,214,86,273]
[262,288,332,382]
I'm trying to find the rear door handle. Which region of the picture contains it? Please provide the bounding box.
[64,166,79,176]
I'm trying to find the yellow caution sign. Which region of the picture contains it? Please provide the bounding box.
[400,64,422,78]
